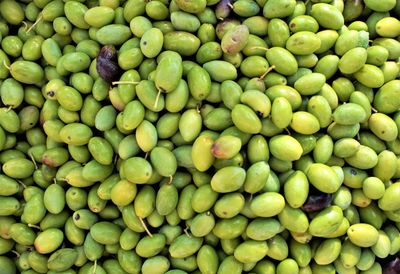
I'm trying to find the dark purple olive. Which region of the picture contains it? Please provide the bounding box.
[216,0,232,20]
[96,45,120,83]
[98,45,118,61]
[301,193,332,213]
[383,256,400,274]
[96,58,120,83]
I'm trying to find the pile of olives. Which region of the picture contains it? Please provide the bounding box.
[0,0,399,273]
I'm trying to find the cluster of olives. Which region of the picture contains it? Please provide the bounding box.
[0,0,399,273]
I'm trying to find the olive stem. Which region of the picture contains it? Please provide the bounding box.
[196,104,202,114]
[28,224,41,230]
[28,153,38,170]
[92,260,97,274]
[26,13,43,34]
[3,60,11,71]
[111,81,139,86]
[21,21,28,31]
[258,65,275,80]
[371,107,378,113]
[11,250,20,257]
[167,175,173,185]
[113,155,119,165]
[154,89,162,109]
[139,217,153,237]
[284,128,291,135]
[227,3,233,9]
[183,226,192,238]
[248,46,269,52]
[17,180,27,189]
